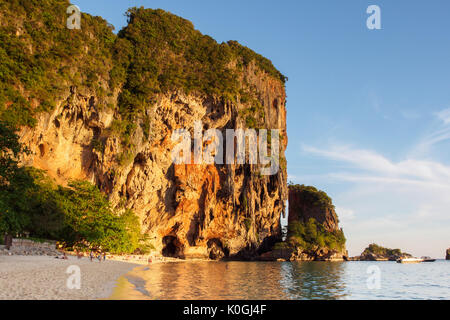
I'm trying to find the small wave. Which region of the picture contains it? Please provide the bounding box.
[124,274,151,297]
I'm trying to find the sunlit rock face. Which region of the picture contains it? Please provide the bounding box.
[20,79,287,259]
[6,2,288,260]
[287,185,348,261]
[288,187,340,232]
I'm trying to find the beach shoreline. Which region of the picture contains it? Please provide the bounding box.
[0,255,140,300]
[0,253,360,300]
[0,253,215,300]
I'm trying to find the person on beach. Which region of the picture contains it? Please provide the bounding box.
[97,252,102,262]
[55,252,68,260]
[103,253,106,261]
[89,251,93,262]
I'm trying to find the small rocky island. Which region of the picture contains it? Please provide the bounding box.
[446,248,450,260]
[351,243,412,261]
[260,184,348,261]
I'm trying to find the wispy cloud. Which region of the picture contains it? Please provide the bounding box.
[413,107,450,155]
[400,109,421,120]
[303,144,450,184]
[335,206,355,222]
[301,141,450,257]
[435,108,450,124]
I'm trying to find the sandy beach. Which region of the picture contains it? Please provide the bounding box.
[0,255,139,300]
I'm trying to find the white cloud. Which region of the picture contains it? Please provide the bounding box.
[335,206,355,222]
[301,143,450,258]
[303,144,450,183]
[400,109,420,120]
[413,107,450,155]
[303,145,396,174]
[435,108,450,125]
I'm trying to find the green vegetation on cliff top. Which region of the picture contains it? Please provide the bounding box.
[0,0,286,130]
[275,185,344,253]
[288,183,334,210]
[286,218,346,252]
[115,8,285,120]
[0,0,115,128]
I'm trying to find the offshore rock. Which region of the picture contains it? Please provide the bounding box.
[288,185,340,232]
[285,185,347,261]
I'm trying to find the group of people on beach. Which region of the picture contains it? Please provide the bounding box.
[88,251,106,262]
[55,250,107,261]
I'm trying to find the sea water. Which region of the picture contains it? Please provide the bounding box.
[110,260,450,300]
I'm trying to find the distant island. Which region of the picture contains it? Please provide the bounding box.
[351,243,412,261]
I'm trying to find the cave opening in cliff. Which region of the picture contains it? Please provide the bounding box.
[207,238,229,260]
[268,175,278,194]
[39,144,46,157]
[162,236,184,258]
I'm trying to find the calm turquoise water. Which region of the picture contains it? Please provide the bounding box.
[112,260,450,300]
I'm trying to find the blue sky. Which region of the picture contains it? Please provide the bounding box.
[73,0,450,257]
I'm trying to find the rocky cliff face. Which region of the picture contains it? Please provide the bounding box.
[20,77,287,260]
[286,185,347,261]
[288,186,339,232]
[5,3,288,260]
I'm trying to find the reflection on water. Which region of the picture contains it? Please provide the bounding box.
[109,260,450,300]
[110,261,347,300]
[280,262,348,299]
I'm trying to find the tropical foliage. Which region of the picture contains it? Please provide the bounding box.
[0,1,286,141]
[361,243,409,258]
[288,183,334,210]
[287,218,346,252]
[0,0,115,128]
[0,121,141,253]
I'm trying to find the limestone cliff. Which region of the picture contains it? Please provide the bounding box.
[286,184,347,261]
[1,2,288,259]
[288,185,340,232]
